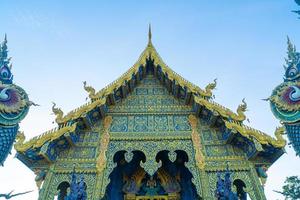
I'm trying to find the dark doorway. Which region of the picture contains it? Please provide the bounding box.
[57,181,70,200]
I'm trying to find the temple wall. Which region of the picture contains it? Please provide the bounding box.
[39,121,103,199]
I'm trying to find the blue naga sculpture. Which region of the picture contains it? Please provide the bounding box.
[0,35,32,166]
[215,167,238,200]
[64,168,87,200]
[269,38,300,156]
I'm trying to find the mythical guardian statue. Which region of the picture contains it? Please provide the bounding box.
[0,35,32,166]
[269,37,300,156]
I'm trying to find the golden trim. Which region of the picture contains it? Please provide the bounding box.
[194,96,247,122]
[53,169,97,173]
[56,98,106,124]
[205,156,245,161]
[110,135,191,141]
[96,116,113,173]
[188,114,205,169]
[224,121,286,148]
[14,123,78,152]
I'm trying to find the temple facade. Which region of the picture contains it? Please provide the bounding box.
[15,28,286,200]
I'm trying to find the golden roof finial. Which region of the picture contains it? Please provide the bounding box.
[148,23,152,45]
[52,102,64,123]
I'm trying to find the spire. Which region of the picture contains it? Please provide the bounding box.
[0,34,9,67]
[4,33,7,44]
[2,34,8,52]
[148,24,152,46]
[285,36,299,68]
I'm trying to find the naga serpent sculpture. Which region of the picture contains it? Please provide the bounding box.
[269,37,300,156]
[0,35,33,166]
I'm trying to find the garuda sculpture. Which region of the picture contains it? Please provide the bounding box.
[269,37,300,156]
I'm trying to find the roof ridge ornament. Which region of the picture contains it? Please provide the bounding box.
[236,98,247,121]
[204,78,217,97]
[148,24,152,46]
[83,81,96,101]
[52,102,64,124]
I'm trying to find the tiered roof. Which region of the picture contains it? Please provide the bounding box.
[15,27,286,170]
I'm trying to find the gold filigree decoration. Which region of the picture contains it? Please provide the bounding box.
[188,114,205,169]
[194,96,247,122]
[52,102,64,124]
[224,121,286,148]
[96,116,113,173]
[14,123,78,152]
[269,81,300,112]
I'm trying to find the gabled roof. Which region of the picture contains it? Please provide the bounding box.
[49,29,246,125]
[15,27,286,169]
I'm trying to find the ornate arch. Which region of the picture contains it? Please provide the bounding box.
[99,139,202,198]
[230,171,258,200]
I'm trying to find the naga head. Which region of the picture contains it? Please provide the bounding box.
[52,102,64,123]
[269,38,300,121]
[205,78,217,91]
[284,37,300,82]
[269,37,300,156]
[83,81,96,100]
[237,98,247,113]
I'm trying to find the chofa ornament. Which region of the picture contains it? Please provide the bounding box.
[269,37,300,156]
[0,35,33,166]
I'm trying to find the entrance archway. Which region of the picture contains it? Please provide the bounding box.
[102,150,200,200]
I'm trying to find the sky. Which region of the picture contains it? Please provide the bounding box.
[0,1,300,199]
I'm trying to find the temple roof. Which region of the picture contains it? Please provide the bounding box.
[15,27,286,170]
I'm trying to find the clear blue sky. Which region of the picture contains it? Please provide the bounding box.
[0,1,300,199]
